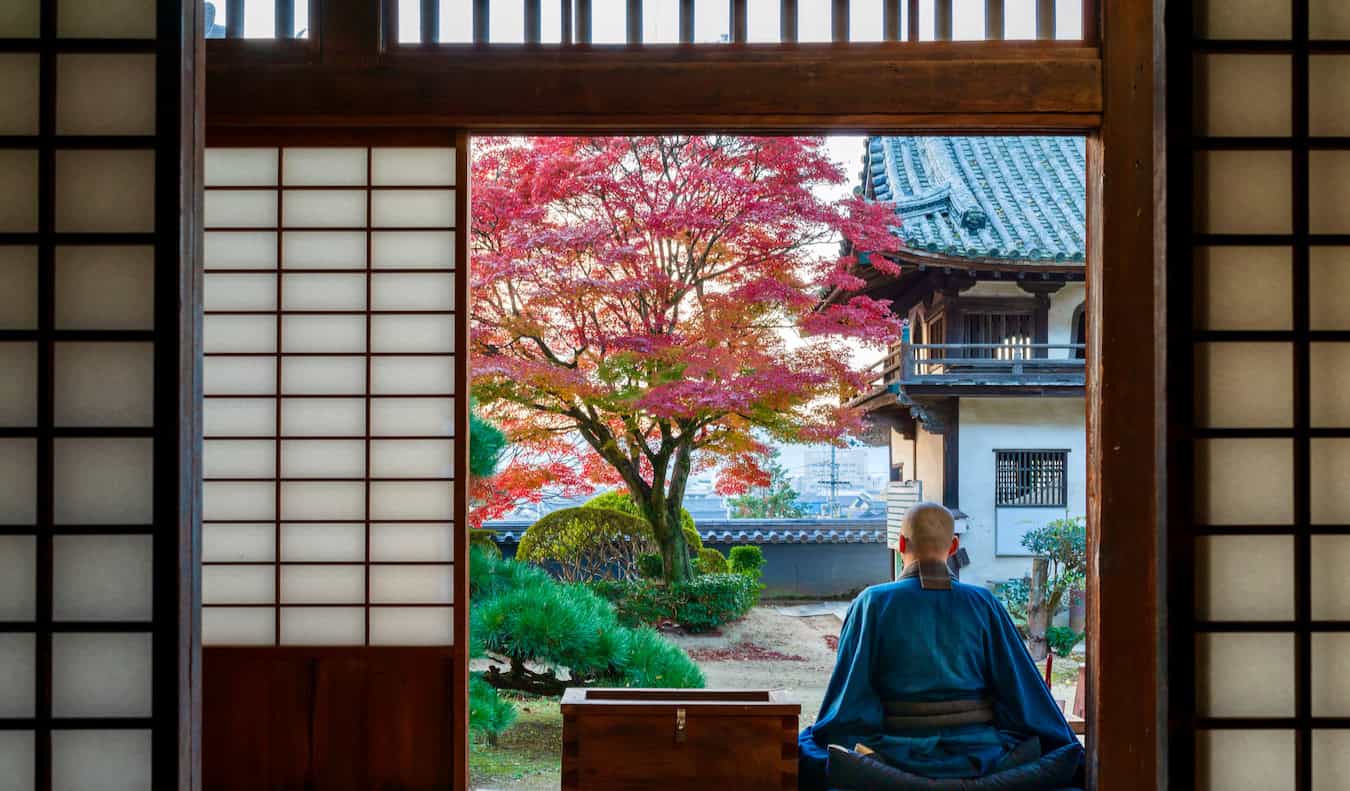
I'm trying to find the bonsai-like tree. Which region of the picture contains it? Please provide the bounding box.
[1022,516,1088,660]
[725,449,805,519]
[471,136,902,581]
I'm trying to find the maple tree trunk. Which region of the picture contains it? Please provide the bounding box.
[1027,557,1050,661]
[642,495,693,583]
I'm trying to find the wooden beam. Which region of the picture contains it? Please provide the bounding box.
[907,0,919,41]
[884,0,901,41]
[935,0,952,40]
[781,0,798,42]
[1087,0,1162,788]
[833,0,849,42]
[206,45,1103,129]
[1037,0,1055,39]
[986,0,1005,40]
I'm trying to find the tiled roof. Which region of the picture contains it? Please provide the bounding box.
[866,136,1087,264]
[483,518,887,545]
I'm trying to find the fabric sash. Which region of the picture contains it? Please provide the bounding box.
[882,698,996,732]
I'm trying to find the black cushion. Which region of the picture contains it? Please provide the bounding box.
[826,742,1081,791]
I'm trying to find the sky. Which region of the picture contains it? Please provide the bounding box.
[219,0,1081,42]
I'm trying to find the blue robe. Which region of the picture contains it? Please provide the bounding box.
[798,569,1081,790]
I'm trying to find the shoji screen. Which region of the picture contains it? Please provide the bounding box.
[0,1,196,790]
[201,145,459,647]
[1187,0,1350,788]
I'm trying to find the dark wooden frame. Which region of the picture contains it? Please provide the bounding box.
[199,0,1165,790]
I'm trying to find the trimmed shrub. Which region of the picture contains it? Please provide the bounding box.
[592,573,761,633]
[622,627,706,688]
[586,491,703,553]
[1046,626,1084,658]
[729,545,766,578]
[516,506,656,582]
[469,528,501,558]
[636,552,664,580]
[697,547,728,574]
[468,674,516,745]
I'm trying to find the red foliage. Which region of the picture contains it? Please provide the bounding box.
[685,643,808,662]
[470,136,901,526]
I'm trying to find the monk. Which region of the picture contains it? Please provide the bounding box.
[798,502,1083,790]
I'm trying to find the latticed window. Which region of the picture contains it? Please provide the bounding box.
[994,449,1068,508]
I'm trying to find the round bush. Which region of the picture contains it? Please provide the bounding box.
[516,506,657,582]
[636,552,664,580]
[586,491,703,553]
[729,545,766,578]
[697,547,728,574]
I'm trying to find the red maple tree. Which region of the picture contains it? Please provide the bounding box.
[471,136,901,581]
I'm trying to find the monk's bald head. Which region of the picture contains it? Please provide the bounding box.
[900,502,956,561]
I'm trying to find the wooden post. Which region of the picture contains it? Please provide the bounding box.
[1028,556,1050,660]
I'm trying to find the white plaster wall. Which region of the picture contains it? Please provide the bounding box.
[956,397,1087,590]
[914,423,945,506]
[890,426,916,482]
[1048,283,1086,358]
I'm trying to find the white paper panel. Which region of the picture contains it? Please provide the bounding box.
[1195,439,1294,525]
[1312,731,1350,791]
[1197,730,1295,791]
[0,732,34,791]
[1197,535,1295,621]
[281,398,365,436]
[438,0,472,42]
[283,190,366,228]
[372,357,454,394]
[0,634,34,717]
[372,231,455,269]
[1196,151,1292,234]
[1197,633,1295,717]
[53,438,152,524]
[372,273,454,311]
[281,356,366,394]
[203,481,276,521]
[204,439,276,478]
[371,565,452,603]
[205,231,278,269]
[282,523,365,562]
[1312,633,1350,716]
[204,273,277,310]
[280,481,365,520]
[371,523,453,562]
[1312,439,1350,524]
[370,606,453,645]
[280,607,364,645]
[371,440,452,478]
[283,315,366,353]
[1311,57,1350,136]
[204,398,276,437]
[204,190,278,229]
[0,0,38,37]
[0,151,38,232]
[283,148,367,186]
[205,148,279,187]
[205,315,277,353]
[55,149,154,233]
[0,536,35,618]
[372,148,456,186]
[1195,55,1291,137]
[0,246,37,330]
[281,439,365,478]
[372,190,454,228]
[204,357,277,396]
[202,607,275,646]
[281,272,366,311]
[54,342,155,427]
[282,230,367,269]
[371,397,454,437]
[52,633,152,717]
[1195,342,1293,428]
[371,315,454,354]
[371,481,453,520]
[0,55,39,135]
[0,343,37,426]
[51,730,152,791]
[1312,0,1350,38]
[1311,152,1350,233]
[0,441,36,525]
[52,535,152,620]
[1311,247,1350,331]
[1197,0,1291,39]
[203,523,276,563]
[203,565,275,604]
[401,0,426,41]
[1311,343,1350,426]
[55,54,155,135]
[58,0,156,37]
[282,565,364,603]
[1312,535,1350,620]
[55,246,156,330]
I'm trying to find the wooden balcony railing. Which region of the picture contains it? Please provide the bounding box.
[862,342,1086,393]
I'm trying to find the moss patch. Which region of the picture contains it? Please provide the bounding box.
[469,693,562,790]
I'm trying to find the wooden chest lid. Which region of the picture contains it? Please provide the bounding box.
[561,688,800,717]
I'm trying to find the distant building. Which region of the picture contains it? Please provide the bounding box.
[823,136,1088,590]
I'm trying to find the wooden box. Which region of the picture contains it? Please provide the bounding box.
[561,688,800,791]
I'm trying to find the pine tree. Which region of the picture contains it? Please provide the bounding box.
[727,450,805,519]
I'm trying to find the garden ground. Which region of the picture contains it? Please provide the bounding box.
[469,605,1085,790]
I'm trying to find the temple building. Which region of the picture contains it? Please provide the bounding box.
[829,136,1087,589]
